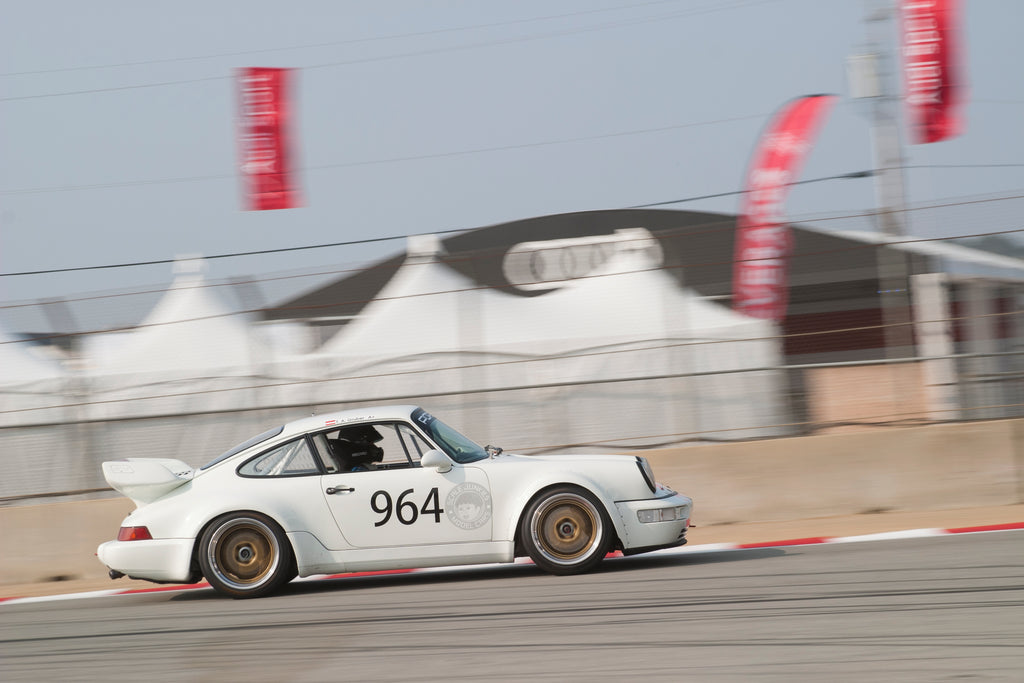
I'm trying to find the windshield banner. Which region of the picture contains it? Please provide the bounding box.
[237,67,301,210]
[731,94,837,321]
[900,0,965,144]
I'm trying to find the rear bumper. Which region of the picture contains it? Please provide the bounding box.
[96,537,196,584]
[614,491,692,554]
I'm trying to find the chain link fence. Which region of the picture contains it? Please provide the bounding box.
[3,347,1023,505]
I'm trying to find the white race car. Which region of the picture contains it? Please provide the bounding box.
[97,405,692,598]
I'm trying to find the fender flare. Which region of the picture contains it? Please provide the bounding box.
[502,475,627,552]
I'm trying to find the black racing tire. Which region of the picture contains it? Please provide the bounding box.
[520,486,612,575]
[198,512,294,599]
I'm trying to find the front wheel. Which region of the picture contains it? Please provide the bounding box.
[198,512,294,599]
[520,486,612,575]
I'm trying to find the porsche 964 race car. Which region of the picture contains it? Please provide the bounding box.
[97,405,692,598]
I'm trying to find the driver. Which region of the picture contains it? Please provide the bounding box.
[329,426,384,472]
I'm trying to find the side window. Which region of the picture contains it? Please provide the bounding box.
[397,424,432,463]
[370,424,413,467]
[320,422,437,472]
[239,438,320,477]
[311,433,340,474]
[371,423,436,467]
[323,423,390,472]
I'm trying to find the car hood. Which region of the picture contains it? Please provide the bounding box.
[492,453,637,465]
[477,452,664,500]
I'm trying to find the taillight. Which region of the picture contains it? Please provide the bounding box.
[117,526,153,541]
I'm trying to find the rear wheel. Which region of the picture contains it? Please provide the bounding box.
[521,486,611,575]
[198,512,293,599]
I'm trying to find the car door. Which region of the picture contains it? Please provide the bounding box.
[318,422,493,549]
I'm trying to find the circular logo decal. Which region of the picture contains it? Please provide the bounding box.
[446,482,493,530]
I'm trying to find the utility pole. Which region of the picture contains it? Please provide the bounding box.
[869,0,910,238]
[849,0,910,237]
[848,0,915,357]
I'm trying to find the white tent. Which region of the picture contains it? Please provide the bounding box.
[306,233,786,449]
[0,326,65,386]
[321,232,772,354]
[320,234,480,358]
[0,324,68,428]
[84,271,269,420]
[88,273,258,375]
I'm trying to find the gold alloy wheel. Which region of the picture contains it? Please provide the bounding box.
[207,517,280,589]
[531,493,601,564]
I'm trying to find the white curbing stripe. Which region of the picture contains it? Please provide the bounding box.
[825,528,948,543]
[656,542,738,554]
[2,588,123,605]
[2,523,1020,606]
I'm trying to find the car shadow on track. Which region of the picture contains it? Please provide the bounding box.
[169,547,786,601]
[167,564,538,602]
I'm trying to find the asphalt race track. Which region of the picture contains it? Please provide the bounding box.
[2,531,1022,682]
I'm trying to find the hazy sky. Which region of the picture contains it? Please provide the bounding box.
[2,0,1023,304]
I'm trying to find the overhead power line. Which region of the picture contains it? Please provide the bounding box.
[2,147,1017,197]
[0,309,1021,419]
[0,0,689,77]
[629,171,875,208]
[0,168,875,278]
[0,0,774,102]
[0,113,769,196]
[0,228,462,278]
[903,163,1024,170]
[4,180,1024,280]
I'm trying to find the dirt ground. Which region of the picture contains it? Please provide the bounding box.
[5,503,1022,601]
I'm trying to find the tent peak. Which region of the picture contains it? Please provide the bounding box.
[172,254,208,276]
[406,234,445,263]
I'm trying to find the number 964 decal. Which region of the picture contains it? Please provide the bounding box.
[370,484,492,530]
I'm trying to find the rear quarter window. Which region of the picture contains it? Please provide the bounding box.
[239,438,320,477]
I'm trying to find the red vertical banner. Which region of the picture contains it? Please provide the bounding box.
[732,94,837,321]
[237,67,301,210]
[900,0,965,144]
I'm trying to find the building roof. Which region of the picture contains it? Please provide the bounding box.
[265,208,1024,329]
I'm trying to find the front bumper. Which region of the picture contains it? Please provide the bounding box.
[614,491,693,554]
[96,537,196,584]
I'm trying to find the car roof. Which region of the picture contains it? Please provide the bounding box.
[278,404,422,439]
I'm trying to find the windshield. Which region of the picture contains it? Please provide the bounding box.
[201,425,285,470]
[411,408,488,464]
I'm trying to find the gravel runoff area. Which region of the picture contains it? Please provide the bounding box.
[4,503,1022,601]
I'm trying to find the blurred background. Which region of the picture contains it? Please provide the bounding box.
[3,0,1024,505]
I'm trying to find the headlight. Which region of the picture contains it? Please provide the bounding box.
[635,456,657,493]
[637,506,688,523]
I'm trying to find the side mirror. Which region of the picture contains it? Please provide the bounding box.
[420,449,453,473]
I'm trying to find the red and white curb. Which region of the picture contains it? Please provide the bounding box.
[3,521,1021,607]
[645,521,1024,553]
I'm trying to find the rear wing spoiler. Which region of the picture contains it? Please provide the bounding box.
[102,458,195,507]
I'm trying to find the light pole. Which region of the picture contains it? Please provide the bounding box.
[848,0,915,358]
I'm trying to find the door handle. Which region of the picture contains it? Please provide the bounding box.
[326,486,355,495]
